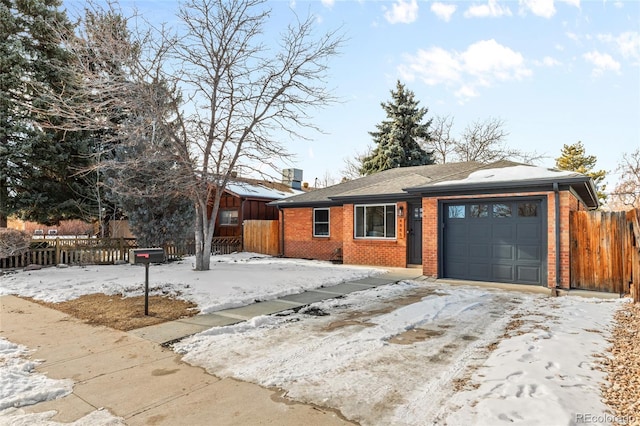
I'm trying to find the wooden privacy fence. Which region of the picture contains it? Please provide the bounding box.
[243,220,280,256]
[570,208,640,301]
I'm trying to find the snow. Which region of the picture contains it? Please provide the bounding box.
[0,253,383,313]
[434,165,578,186]
[174,281,624,425]
[225,181,304,199]
[0,253,626,425]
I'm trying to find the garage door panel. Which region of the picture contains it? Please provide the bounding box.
[468,225,490,239]
[492,224,513,239]
[517,223,541,240]
[468,263,490,280]
[517,245,541,261]
[444,199,544,285]
[492,264,514,281]
[469,243,490,258]
[493,244,514,260]
[517,265,541,283]
[448,243,467,257]
[446,261,468,278]
[448,224,467,238]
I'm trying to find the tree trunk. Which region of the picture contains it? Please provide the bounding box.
[194,201,206,270]
[0,173,8,228]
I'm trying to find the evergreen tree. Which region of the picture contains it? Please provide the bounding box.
[555,141,607,204]
[361,81,434,175]
[0,0,98,226]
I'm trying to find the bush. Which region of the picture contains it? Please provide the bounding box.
[0,229,31,259]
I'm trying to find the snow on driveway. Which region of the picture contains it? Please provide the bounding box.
[175,281,624,426]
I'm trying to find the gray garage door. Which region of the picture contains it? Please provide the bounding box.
[443,199,545,285]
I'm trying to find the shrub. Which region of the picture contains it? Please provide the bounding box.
[0,229,31,259]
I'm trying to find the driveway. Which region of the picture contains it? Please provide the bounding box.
[174,281,619,426]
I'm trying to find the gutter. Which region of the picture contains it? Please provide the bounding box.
[554,182,561,291]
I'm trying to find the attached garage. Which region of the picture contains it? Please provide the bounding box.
[442,198,545,285]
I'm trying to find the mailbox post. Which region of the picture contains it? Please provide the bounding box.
[129,248,165,315]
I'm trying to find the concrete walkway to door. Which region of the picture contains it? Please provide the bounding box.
[0,268,421,425]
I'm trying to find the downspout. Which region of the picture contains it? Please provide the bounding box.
[554,183,561,292]
[278,205,285,257]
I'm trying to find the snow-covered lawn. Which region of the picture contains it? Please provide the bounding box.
[0,253,626,425]
[0,253,383,313]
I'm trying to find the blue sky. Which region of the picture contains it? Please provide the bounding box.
[64,0,639,191]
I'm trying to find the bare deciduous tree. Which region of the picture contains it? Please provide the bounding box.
[455,117,545,165]
[424,114,456,164]
[0,229,31,259]
[31,0,343,270]
[609,148,640,209]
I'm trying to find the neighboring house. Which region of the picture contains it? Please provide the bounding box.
[270,161,599,289]
[210,177,305,238]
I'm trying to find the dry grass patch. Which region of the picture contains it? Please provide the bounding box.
[24,293,199,331]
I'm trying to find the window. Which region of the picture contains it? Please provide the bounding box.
[448,205,465,219]
[313,208,330,237]
[493,203,512,217]
[470,204,488,218]
[355,204,396,238]
[518,202,538,217]
[219,209,239,226]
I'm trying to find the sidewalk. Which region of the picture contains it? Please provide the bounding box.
[0,269,421,425]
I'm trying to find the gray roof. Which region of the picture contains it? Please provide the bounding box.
[270,161,599,209]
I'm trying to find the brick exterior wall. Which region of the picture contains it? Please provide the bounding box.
[283,190,585,289]
[282,207,343,261]
[342,203,408,267]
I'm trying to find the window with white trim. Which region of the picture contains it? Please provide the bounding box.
[219,209,239,226]
[313,208,330,237]
[354,204,396,238]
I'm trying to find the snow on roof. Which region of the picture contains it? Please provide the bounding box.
[225,181,303,199]
[433,165,578,186]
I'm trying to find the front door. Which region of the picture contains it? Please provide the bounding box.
[408,202,423,265]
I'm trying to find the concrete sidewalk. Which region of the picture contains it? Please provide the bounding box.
[130,268,422,346]
[0,269,421,425]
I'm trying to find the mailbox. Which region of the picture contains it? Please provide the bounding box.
[129,248,165,264]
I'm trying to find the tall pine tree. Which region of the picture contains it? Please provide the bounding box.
[555,141,607,204]
[360,81,434,175]
[0,0,98,226]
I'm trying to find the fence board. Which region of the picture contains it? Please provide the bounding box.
[627,209,640,302]
[570,210,632,294]
[243,220,280,256]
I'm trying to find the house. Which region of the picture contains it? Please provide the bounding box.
[209,174,305,238]
[270,161,599,290]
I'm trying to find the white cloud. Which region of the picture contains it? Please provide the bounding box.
[566,31,580,41]
[583,50,621,76]
[321,0,334,8]
[464,0,512,18]
[398,39,532,103]
[613,1,624,8]
[535,56,562,67]
[431,2,457,22]
[384,0,419,24]
[598,31,640,62]
[558,0,580,8]
[519,0,556,18]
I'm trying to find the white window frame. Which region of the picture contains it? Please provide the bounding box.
[219,209,239,226]
[354,204,397,239]
[313,208,330,237]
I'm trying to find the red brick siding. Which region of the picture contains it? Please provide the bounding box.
[283,207,343,260]
[342,203,408,267]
